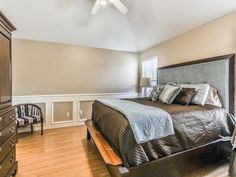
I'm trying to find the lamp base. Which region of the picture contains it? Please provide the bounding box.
[143,87,148,97]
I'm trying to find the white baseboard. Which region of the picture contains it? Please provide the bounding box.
[13,92,139,130]
[18,122,85,133]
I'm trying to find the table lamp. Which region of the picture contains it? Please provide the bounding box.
[140,77,151,97]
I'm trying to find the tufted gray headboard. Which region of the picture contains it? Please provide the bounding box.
[158,54,235,114]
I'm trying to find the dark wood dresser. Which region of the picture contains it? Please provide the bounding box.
[0,11,18,177]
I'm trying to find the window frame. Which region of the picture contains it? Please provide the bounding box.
[141,56,158,87]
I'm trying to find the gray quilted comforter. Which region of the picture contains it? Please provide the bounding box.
[92,98,234,167]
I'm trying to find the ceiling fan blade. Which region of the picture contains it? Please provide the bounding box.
[111,0,128,14]
[91,0,101,15]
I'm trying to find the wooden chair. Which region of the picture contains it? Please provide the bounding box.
[15,104,44,138]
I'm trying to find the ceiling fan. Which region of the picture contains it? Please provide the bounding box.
[91,0,128,15]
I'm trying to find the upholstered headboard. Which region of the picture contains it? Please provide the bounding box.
[158,54,235,114]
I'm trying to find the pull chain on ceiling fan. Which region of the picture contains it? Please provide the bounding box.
[91,0,128,15]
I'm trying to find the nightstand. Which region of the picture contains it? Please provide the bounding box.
[229,128,236,177]
[229,148,236,177]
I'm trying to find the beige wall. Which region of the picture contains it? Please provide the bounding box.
[12,39,139,96]
[13,11,236,96]
[139,11,236,67]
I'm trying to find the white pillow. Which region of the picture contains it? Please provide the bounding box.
[181,84,210,106]
[159,83,182,104]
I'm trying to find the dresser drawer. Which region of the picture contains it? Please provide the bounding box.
[0,110,15,131]
[5,161,17,177]
[0,148,15,177]
[0,123,15,146]
[0,134,15,163]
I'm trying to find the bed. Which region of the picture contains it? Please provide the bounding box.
[85,54,235,177]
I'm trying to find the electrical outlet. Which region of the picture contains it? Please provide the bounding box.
[66,112,70,117]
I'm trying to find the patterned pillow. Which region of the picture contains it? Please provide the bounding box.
[149,85,163,101]
[159,83,182,104]
[205,86,222,107]
[174,88,196,105]
[181,84,210,106]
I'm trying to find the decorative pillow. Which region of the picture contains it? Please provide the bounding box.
[174,88,196,105]
[159,83,182,104]
[149,85,163,101]
[181,84,210,106]
[205,86,222,107]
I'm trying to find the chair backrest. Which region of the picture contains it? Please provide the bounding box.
[15,104,42,118]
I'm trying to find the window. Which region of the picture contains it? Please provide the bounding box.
[142,57,158,86]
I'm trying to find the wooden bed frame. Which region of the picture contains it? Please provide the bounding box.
[85,54,235,177]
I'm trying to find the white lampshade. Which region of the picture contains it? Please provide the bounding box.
[140,77,151,87]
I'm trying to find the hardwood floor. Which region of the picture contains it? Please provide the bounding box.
[16,126,230,177]
[16,126,110,177]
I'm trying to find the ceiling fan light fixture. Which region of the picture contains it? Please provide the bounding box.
[91,0,128,15]
[100,0,107,6]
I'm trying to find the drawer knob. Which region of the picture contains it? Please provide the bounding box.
[10,127,15,134]
[10,156,14,163]
[10,140,15,147]
[0,117,2,121]
[10,115,15,120]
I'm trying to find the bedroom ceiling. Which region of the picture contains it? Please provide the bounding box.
[0,0,236,52]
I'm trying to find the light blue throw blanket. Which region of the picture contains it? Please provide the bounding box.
[97,99,175,144]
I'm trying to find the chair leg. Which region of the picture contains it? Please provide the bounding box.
[31,124,33,134]
[41,121,43,135]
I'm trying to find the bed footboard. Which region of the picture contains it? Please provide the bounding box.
[85,120,123,166]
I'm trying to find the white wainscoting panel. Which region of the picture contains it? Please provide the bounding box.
[13,92,139,130]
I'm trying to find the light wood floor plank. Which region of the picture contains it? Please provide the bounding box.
[15,126,231,177]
